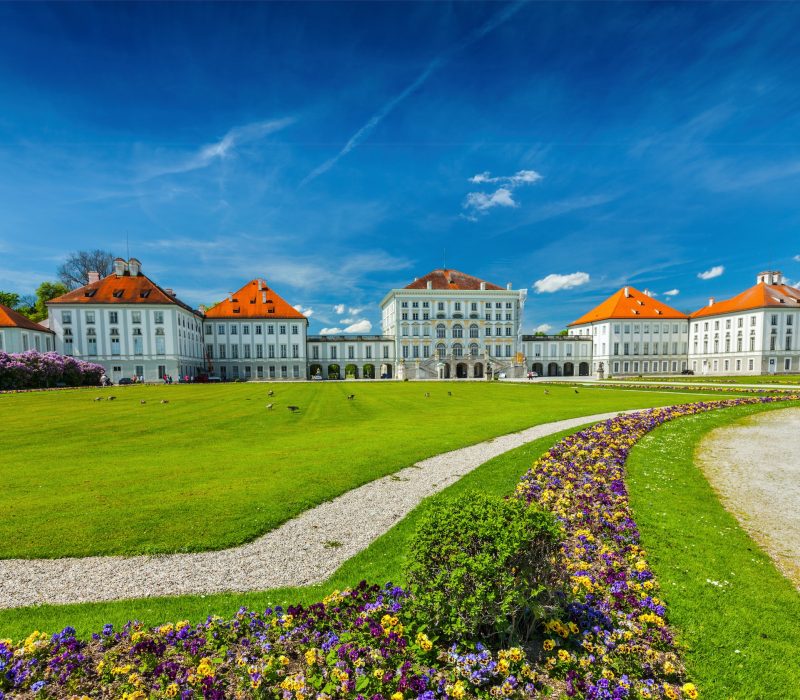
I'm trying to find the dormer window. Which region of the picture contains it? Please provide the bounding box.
[84,289,97,298]
[112,290,124,298]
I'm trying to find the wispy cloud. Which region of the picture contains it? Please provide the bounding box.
[301,2,526,185]
[140,118,295,181]
[533,323,552,333]
[698,265,725,280]
[464,188,517,212]
[794,255,800,262]
[333,304,346,315]
[533,272,591,293]
[663,288,680,297]
[469,170,542,186]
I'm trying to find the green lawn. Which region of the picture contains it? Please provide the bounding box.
[0,425,585,640]
[0,381,720,559]
[626,403,800,699]
[619,374,800,386]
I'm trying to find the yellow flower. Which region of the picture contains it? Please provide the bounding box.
[664,686,679,700]
[373,669,385,680]
[507,647,523,662]
[278,655,290,666]
[498,659,510,673]
[305,649,317,666]
[391,693,404,700]
[416,632,433,651]
[449,681,466,700]
[165,683,179,698]
[601,669,615,680]
[558,649,570,662]
[543,639,555,651]
[682,683,699,699]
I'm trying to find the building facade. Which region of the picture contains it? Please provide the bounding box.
[0,304,55,353]
[41,261,800,381]
[202,279,308,381]
[568,286,690,377]
[687,271,800,375]
[380,269,528,379]
[47,258,205,382]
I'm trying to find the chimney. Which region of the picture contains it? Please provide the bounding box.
[128,258,141,277]
[426,281,432,290]
[113,257,126,277]
[262,291,267,303]
[644,288,651,297]
[87,271,100,284]
[198,304,207,315]
[708,297,715,307]
[164,288,175,297]
[506,282,512,290]
[480,282,486,291]
[624,287,630,297]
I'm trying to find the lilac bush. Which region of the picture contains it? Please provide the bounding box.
[0,351,104,390]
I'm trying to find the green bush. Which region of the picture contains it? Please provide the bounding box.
[405,493,562,647]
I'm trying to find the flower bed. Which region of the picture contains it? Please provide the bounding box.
[1,395,797,699]
[0,351,104,390]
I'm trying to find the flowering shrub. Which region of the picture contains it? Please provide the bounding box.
[406,494,562,646]
[0,351,103,390]
[1,395,796,699]
[574,381,797,395]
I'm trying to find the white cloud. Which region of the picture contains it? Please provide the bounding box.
[319,319,373,335]
[140,118,295,180]
[793,254,800,262]
[463,169,543,218]
[333,304,346,314]
[698,265,725,280]
[293,304,314,317]
[348,306,362,315]
[533,323,552,333]
[464,187,517,212]
[344,319,373,334]
[663,289,680,297]
[533,272,591,293]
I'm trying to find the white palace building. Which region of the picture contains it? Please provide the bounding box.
[41,257,800,381]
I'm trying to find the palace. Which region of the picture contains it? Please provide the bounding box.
[36,257,800,381]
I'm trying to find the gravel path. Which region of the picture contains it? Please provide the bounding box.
[697,407,800,587]
[0,410,629,609]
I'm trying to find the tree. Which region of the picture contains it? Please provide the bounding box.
[57,249,115,289]
[0,291,20,309]
[557,329,569,336]
[31,281,69,322]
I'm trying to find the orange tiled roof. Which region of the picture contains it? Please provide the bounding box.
[204,279,306,320]
[0,304,54,333]
[48,272,197,313]
[569,286,688,326]
[691,282,800,318]
[404,269,504,291]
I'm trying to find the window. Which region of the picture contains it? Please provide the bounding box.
[786,336,792,351]
[206,344,213,358]
[771,314,778,326]
[454,302,461,311]
[469,324,478,338]
[748,359,754,370]
[623,343,629,355]
[231,325,238,335]
[485,327,491,337]
[132,311,141,324]
[736,359,741,371]
[312,346,319,360]
[62,311,72,324]
[401,301,408,308]
[505,327,512,336]
[330,347,337,360]
[613,342,619,355]
[436,324,446,339]
[243,345,251,359]
[423,345,430,358]
[133,337,143,355]
[156,335,165,355]
[401,312,408,321]
[383,346,390,359]
[231,345,239,359]
[219,345,226,359]
[111,337,120,355]
[366,346,372,359]
[279,325,286,335]
[453,324,463,338]
[108,311,118,324]
[206,324,212,334]
[257,345,263,359]
[613,324,620,334]
[280,344,287,359]
[267,325,274,335]
[86,311,95,324]
[218,325,225,334]
[154,311,164,324]
[255,325,262,335]
[402,345,409,359]
[292,344,299,359]
[412,345,419,358]
[750,336,755,351]
[243,325,250,335]
[268,345,275,359]
[292,325,298,335]
[785,358,792,371]
[293,365,300,378]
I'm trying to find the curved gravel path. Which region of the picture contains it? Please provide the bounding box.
[698,407,800,587]
[0,410,633,609]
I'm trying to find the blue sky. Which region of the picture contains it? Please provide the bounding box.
[1,1,799,334]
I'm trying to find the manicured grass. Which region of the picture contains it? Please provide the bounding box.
[0,381,719,559]
[0,425,586,640]
[626,402,800,699]
[619,374,800,386]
